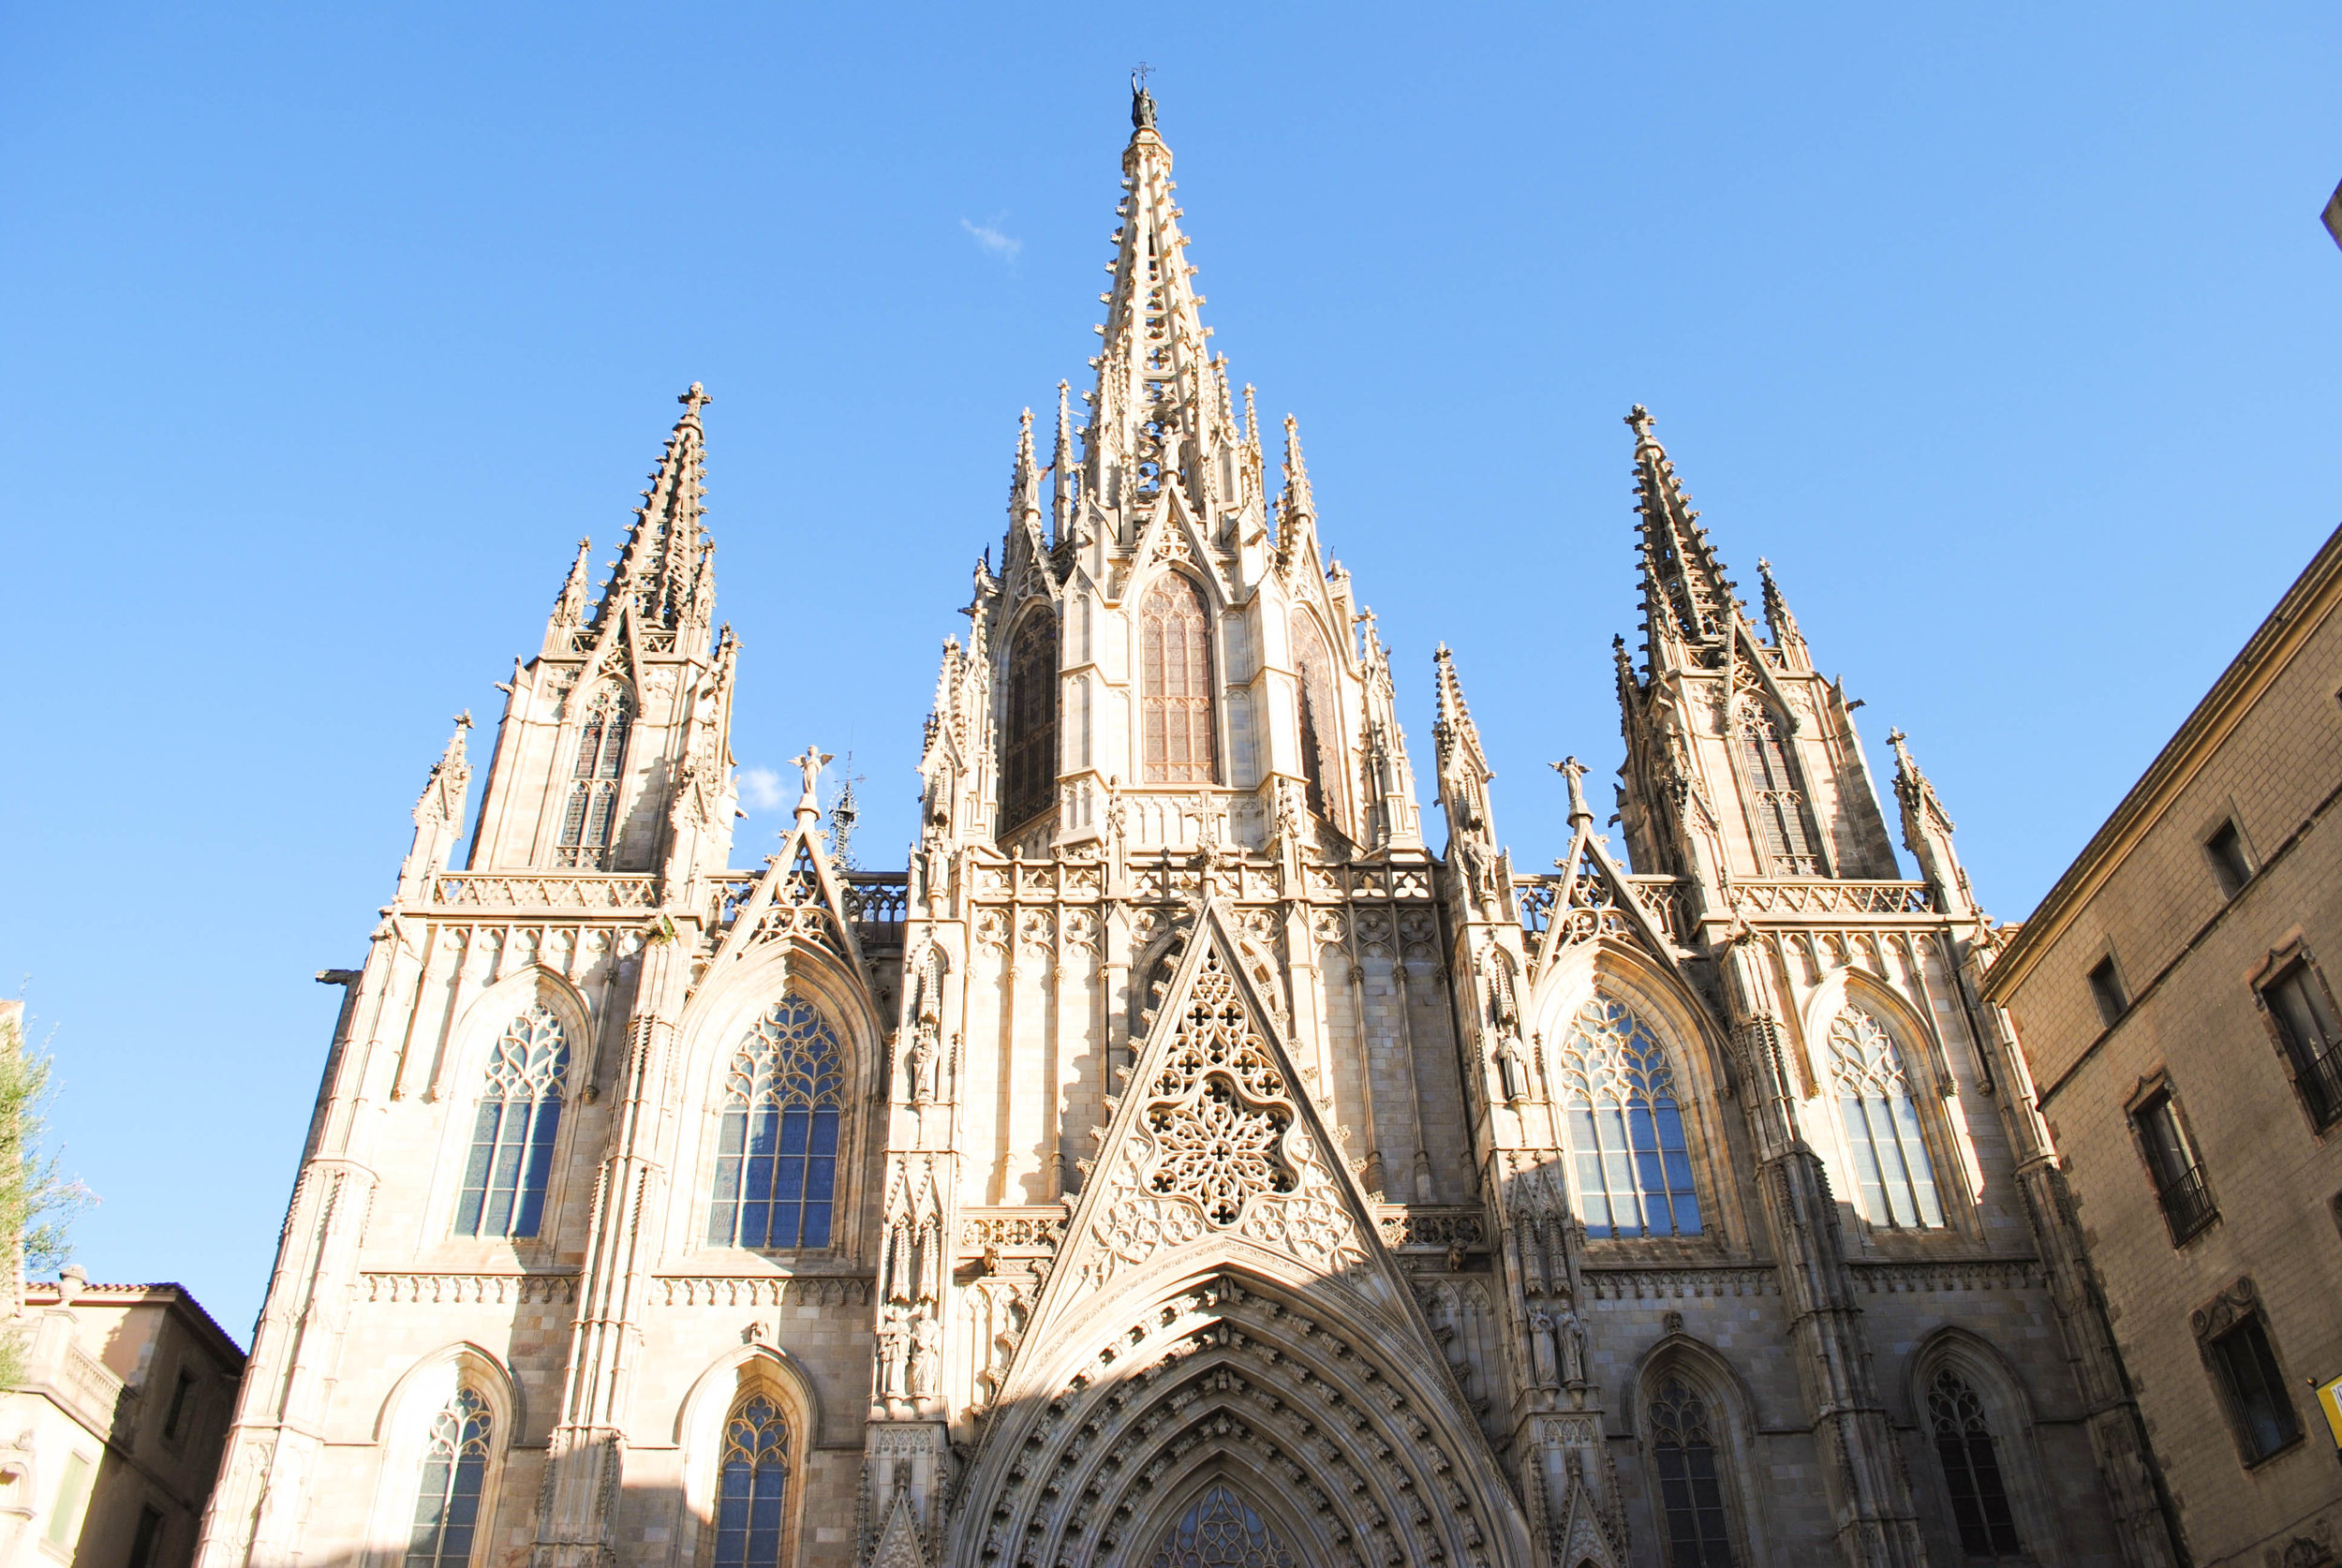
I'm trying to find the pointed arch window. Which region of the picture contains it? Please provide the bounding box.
[1557,996,1701,1237]
[1926,1370,2023,1558]
[714,1393,791,1568]
[1289,611,1342,821]
[455,1004,570,1238]
[1001,613,1060,832]
[1140,575,1216,784]
[707,997,846,1250]
[1827,1008,1945,1230]
[1649,1377,1736,1567]
[557,684,632,869]
[1145,1485,1298,1568]
[1739,711,1821,876]
[405,1387,491,1568]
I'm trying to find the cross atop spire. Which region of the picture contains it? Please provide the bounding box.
[679,381,712,418]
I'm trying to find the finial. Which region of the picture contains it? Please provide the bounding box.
[1131,65,1158,131]
[1243,384,1260,451]
[454,710,473,730]
[679,382,712,417]
[1625,404,1654,442]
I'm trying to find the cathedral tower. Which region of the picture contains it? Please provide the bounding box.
[199,81,2166,1568]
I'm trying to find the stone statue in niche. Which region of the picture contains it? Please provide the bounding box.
[1493,1033,1531,1102]
[1527,1307,1561,1389]
[906,1023,940,1104]
[879,1302,911,1401]
[909,1309,942,1398]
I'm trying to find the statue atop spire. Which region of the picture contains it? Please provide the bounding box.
[1131,64,1157,131]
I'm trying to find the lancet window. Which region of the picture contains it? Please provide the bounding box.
[454,1004,569,1238]
[1648,1378,1735,1567]
[556,684,631,869]
[707,997,846,1250]
[1140,574,1216,784]
[405,1387,491,1568]
[1739,711,1820,876]
[1827,1007,1945,1230]
[714,1394,791,1568]
[1290,611,1342,821]
[1926,1370,2022,1558]
[1144,1485,1298,1568]
[1556,996,1701,1237]
[1000,613,1060,832]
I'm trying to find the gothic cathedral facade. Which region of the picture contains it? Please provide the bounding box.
[199,88,2177,1568]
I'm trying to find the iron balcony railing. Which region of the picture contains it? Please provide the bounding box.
[2157,1166,2218,1244]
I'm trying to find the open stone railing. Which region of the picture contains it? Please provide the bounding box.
[433,873,660,912]
[1512,873,1694,944]
[1727,880,1934,916]
[708,868,910,941]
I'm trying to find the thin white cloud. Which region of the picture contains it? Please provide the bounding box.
[961,215,1022,263]
[740,766,788,813]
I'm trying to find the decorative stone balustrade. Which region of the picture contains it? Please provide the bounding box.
[1727,880,1935,917]
[433,874,660,912]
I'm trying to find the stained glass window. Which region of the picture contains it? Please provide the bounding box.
[1739,713,1819,876]
[455,1004,569,1238]
[1140,575,1216,784]
[1926,1370,2022,1557]
[714,1394,790,1568]
[1826,1008,1944,1230]
[1001,614,1060,831]
[406,1388,491,1568]
[707,997,846,1250]
[1556,996,1700,1237]
[557,684,631,869]
[1144,1485,1297,1567]
[1290,611,1341,821]
[1650,1378,1735,1567]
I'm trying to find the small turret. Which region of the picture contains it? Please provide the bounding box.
[1890,729,1975,919]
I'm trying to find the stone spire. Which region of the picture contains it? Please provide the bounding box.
[1079,80,1242,534]
[1756,556,1810,668]
[1050,379,1076,546]
[1627,405,1741,674]
[1889,728,1975,918]
[593,383,717,651]
[1010,406,1042,530]
[543,537,595,653]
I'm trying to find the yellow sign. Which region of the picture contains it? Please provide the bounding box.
[2317,1374,2342,1449]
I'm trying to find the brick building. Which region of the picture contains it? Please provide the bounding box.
[1983,525,2342,1566]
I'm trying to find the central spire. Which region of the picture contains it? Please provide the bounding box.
[1080,80,1247,532]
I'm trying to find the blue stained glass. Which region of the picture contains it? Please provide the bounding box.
[713,1395,791,1568]
[707,997,846,1251]
[455,1006,569,1240]
[1556,996,1701,1238]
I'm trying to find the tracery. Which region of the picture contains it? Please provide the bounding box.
[1145,1485,1299,1568]
[1141,574,1216,784]
[556,683,631,869]
[404,1387,492,1568]
[1649,1377,1735,1567]
[1927,1369,2022,1558]
[1827,1007,1945,1229]
[707,996,846,1250]
[454,1003,569,1238]
[714,1393,791,1568]
[1555,995,1701,1237]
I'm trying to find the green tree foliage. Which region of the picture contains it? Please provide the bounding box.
[0,1010,94,1387]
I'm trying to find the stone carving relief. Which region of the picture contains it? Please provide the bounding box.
[1082,944,1365,1291]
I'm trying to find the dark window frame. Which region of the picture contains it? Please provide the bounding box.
[2126,1080,2217,1245]
[2193,1277,2304,1468]
[2202,818,2252,899]
[2258,954,2342,1131]
[998,611,1060,835]
[2085,955,2128,1031]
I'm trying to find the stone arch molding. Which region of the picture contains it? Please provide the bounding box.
[360,1342,521,1568]
[1905,1326,2064,1563]
[671,1342,824,1568]
[949,900,1534,1566]
[439,963,595,1101]
[945,1271,1535,1568]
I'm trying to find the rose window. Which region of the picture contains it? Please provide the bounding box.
[1149,1080,1295,1224]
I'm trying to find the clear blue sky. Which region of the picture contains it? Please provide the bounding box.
[6,5,2339,1340]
